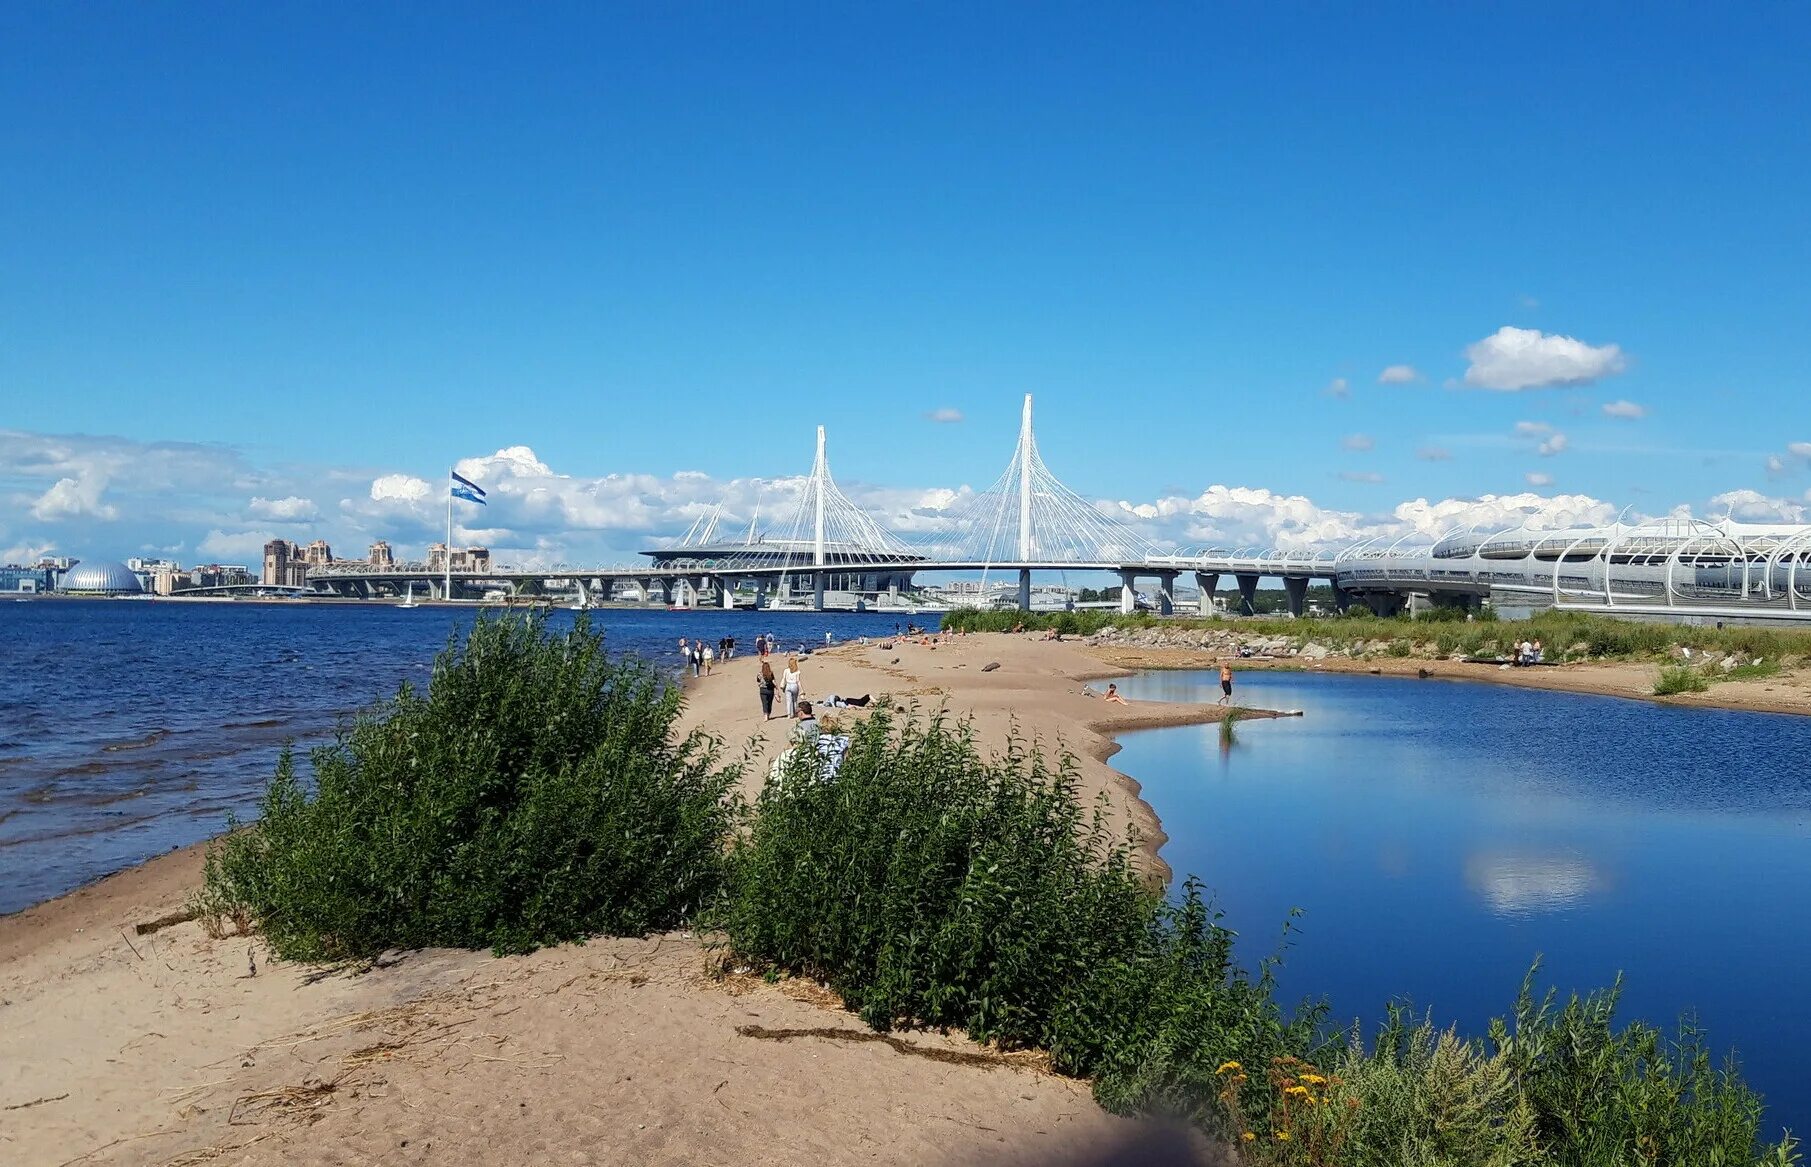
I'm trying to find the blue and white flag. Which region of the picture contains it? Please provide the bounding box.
[450,470,488,506]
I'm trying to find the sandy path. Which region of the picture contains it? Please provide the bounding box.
[1,631,1257,1167]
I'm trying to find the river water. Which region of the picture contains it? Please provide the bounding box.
[1109,667,1811,1139]
[0,600,922,917]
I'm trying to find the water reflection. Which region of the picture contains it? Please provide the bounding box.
[1462,850,1605,918]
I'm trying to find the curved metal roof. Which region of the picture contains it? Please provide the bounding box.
[59,560,144,594]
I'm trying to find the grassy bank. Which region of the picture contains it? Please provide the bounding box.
[943,606,1811,666]
[201,616,1799,1164]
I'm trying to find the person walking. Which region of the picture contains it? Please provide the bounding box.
[758,657,778,719]
[691,641,703,679]
[782,654,802,718]
[703,641,715,675]
[1218,661,1234,705]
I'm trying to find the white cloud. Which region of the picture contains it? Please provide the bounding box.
[1537,433,1569,457]
[1525,472,1554,487]
[1416,447,1452,461]
[369,474,433,503]
[32,474,118,521]
[924,408,965,424]
[1338,470,1386,484]
[1341,433,1375,452]
[1462,326,1626,391]
[1790,442,1811,458]
[1602,399,1647,419]
[1768,455,1787,476]
[1710,489,1805,523]
[248,495,320,522]
[1324,377,1350,398]
[1378,364,1420,384]
[455,445,555,482]
[1514,421,1554,437]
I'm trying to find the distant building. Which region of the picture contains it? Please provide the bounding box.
[303,540,334,568]
[261,540,308,587]
[0,564,54,593]
[427,543,492,573]
[368,540,394,567]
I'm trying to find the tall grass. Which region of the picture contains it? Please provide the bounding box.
[1654,664,1712,696]
[199,614,739,959]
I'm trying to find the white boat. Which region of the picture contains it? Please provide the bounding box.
[399,582,419,608]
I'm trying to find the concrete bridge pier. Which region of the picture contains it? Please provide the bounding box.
[1017,568,1032,611]
[1283,576,1309,618]
[813,570,826,612]
[754,580,768,610]
[1193,572,1219,616]
[1333,586,1354,614]
[1118,569,1138,614]
[720,577,737,609]
[1235,573,1260,617]
[1156,570,1178,616]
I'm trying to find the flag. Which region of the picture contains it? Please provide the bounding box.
[450,470,488,506]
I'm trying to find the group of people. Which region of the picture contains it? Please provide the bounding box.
[677,636,739,677]
[1513,639,1545,666]
[756,645,803,720]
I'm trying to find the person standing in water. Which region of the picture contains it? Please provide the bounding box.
[782,654,802,718]
[1218,661,1234,705]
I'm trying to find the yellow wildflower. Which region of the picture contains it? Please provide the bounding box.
[1300,1073,1327,1085]
[1285,1084,1311,1097]
[1275,1131,1291,1142]
[1241,1132,1256,1143]
[1215,1060,1242,1075]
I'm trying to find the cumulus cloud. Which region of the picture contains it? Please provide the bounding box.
[1602,399,1647,419]
[1768,455,1788,477]
[1324,377,1350,398]
[1790,442,1811,458]
[248,495,320,522]
[1341,433,1375,452]
[1462,326,1626,391]
[1378,364,1420,384]
[1338,470,1386,484]
[32,474,117,521]
[1514,421,1555,437]
[1525,472,1554,487]
[1537,433,1569,457]
[1416,447,1452,462]
[1710,489,1805,523]
[924,408,965,424]
[197,529,278,562]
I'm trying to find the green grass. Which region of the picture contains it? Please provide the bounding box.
[202,616,1798,1163]
[943,606,1811,667]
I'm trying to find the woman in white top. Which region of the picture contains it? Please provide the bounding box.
[703,643,715,675]
[782,655,802,717]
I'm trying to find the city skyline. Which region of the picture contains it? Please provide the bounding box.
[4,4,1809,566]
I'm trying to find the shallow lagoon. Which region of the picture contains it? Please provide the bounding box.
[1110,667,1811,1139]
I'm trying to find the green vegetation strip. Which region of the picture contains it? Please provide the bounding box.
[201,616,1800,1165]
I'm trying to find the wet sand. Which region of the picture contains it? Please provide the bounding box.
[0,633,1254,1166]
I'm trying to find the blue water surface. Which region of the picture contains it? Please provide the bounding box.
[1109,668,1811,1140]
[0,600,921,916]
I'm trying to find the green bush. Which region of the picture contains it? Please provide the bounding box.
[941,608,1129,636]
[714,707,1320,1134]
[1654,664,1711,696]
[201,614,739,959]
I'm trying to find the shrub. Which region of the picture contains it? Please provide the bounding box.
[1654,664,1711,696]
[714,707,1321,1134]
[201,614,739,959]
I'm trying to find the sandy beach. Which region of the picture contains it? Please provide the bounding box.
[0,633,1250,1167]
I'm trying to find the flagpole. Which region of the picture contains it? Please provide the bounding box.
[444,468,453,603]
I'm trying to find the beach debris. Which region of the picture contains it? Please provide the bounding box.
[135,908,198,936]
[981,661,1001,672]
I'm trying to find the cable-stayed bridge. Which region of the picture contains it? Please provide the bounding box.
[311,396,1811,623]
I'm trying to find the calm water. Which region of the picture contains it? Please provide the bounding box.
[1110,668,1811,1139]
[0,600,924,916]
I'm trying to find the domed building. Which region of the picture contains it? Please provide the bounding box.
[57,560,145,596]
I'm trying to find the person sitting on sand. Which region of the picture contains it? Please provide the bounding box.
[1103,683,1128,705]
[791,700,820,743]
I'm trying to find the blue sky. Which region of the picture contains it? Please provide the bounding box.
[3,3,1809,565]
